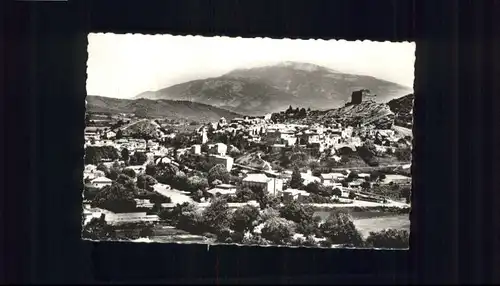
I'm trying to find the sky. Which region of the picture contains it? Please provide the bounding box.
[87,33,415,99]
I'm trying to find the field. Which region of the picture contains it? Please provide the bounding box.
[313,210,410,238]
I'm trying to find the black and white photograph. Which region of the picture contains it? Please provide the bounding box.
[83,33,414,249]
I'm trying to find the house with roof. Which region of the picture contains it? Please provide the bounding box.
[320,173,346,186]
[208,143,227,156]
[104,212,159,226]
[191,144,201,155]
[90,176,112,188]
[207,184,238,197]
[281,188,310,204]
[242,173,283,195]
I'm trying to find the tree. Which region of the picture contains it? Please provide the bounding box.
[176,207,206,235]
[230,205,260,233]
[129,152,148,165]
[235,187,256,203]
[304,182,323,195]
[400,187,411,203]
[208,164,230,185]
[202,197,231,235]
[395,147,412,162]
[366,229,409,249]
[361,181,371,189]
[121,148,130,162]
[279,200,314,224]
[260,217,294,245]
[91,183,137,213]
[96,163,108,173]
[332,188,342,197]
[82,214,116,240]
[136,174,157,190]
[348,190,357,200]
[139,225,154,238]
[186,176,209,193]
[298,108,307,118]
[320,210,364,247]
[84,146,120,165]
[145,163,157,176]
[115,129,123,139]
[289,166,304,189]
[122,168,136,178]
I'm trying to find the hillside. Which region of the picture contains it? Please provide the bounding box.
[135,61,413,115]
[304,100,395,129]
[387,93,414,128]
[86,96,242,122]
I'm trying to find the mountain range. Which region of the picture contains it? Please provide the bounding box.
[135,61,413,115]
[86,95,242,122]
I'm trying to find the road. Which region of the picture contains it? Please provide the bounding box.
[116,118,149,132]
[392,125,413,137]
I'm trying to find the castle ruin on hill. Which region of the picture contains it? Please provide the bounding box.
[349,89,377,105]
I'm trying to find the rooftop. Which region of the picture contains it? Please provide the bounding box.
[243,173,271,183]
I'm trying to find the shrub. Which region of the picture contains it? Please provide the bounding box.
[366,229,409,249]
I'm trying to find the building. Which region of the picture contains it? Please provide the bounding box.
[281,189,310,204]
[242,173,283,195]
[90,176,112,188]
[191,144,201,155]
[350,89,376,105]
[320,173,346,186]
[209,154,234,172]
[106,131,116,139]
[207,184,238,197]
[104,212,159,225]
[208,143,227,156]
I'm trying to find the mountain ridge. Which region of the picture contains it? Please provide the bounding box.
[134,61,412,115]
[85,95,243,122]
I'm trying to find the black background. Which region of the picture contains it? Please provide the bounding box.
[3,0,500,284]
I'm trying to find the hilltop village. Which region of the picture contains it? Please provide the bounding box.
[83,90,413,248]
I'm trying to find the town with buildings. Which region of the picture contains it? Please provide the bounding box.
[82,89,413,249]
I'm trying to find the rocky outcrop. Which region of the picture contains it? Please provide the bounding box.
[321,101,395,129]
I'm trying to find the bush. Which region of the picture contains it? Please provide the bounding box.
[260,217,295,245]
[366,229,409,249]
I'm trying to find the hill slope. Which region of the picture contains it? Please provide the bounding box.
[86,95,242,122]
[298,100,395,129]
[135,61,413,115]
[387,93,414,128]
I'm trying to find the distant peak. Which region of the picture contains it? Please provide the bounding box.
[275,61,337,72]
